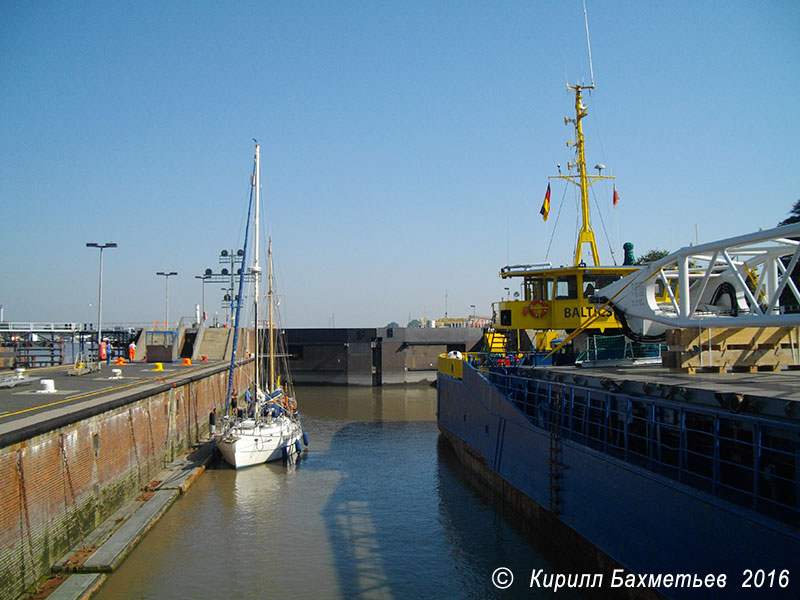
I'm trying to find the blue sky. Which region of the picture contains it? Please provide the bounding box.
[1,1,798,328]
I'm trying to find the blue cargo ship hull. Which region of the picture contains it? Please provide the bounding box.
[437,363,800,598]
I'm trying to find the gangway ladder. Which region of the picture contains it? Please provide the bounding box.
[69,352,101,376]
[548,385,564,515]
[485,331,508,353]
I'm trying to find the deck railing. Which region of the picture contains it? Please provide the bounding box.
[484,366,800,528]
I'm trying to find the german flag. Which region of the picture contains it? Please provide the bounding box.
[540,183,551,221]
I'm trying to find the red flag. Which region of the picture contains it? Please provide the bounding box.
[613,186,620,207]
[540,183,551,221]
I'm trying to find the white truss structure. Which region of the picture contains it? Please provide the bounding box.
[595,222,800,338]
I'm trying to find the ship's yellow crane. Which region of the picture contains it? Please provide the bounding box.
[493,83,636,336]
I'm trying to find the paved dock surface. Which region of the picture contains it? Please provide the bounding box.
[0,359,229,445]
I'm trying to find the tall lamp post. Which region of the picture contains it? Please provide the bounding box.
[195,274,208,327]
[86,242,117,356]
[156,271,178,328]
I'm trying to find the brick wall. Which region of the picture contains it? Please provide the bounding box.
[0,362,251,600]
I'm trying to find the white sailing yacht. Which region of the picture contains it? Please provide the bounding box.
[216,142,306,469]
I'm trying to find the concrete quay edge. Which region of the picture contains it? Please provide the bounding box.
[43,440,217,599]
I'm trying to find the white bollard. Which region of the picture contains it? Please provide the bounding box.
[37,379,56,394]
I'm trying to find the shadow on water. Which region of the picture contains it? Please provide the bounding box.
[435,437,609,599]
[318,418,589,599]
[320,419,433,599]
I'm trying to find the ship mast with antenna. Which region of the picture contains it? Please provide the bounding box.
[549,0,613,267]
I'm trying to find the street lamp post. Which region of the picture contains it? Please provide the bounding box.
[156,272,178,328]
[194,274,208,327]
[86,242,117,357]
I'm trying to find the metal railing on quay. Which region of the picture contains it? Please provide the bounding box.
[0,322,81,332]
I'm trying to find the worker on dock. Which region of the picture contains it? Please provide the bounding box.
[128,340,136,361]
[99,340,107,363]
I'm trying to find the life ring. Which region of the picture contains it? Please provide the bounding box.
[523,299,548,318]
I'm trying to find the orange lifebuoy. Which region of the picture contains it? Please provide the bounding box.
[523,299,548,319]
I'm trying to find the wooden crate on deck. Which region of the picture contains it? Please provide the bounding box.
[663,327,800,373]
[0,347,15,369]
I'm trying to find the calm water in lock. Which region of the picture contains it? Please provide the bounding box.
[93,386,584,599]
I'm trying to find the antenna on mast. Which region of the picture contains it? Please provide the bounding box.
[583,0,595,86]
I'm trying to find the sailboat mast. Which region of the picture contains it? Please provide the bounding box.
[268,237,275,393]
[253,142,261,396]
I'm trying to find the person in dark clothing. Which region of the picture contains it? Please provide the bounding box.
[245,389,252,416]
[209,407,217,437]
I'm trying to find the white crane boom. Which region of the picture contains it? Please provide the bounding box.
[593,223,800,340]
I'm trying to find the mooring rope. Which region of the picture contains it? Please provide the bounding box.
[544,183,570,261]
[590,185,617,265]
[127,408,144,489]
[145,402,157,481]
[59,432,87,544]
[15,450,40,594]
